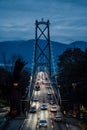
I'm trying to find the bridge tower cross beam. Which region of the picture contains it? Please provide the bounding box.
[33,19,52,80]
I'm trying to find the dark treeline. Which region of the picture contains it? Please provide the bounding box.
[57,48,87,106]
[0,57,31,106]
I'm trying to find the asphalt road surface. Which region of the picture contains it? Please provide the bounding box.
[19,83,80,130]
[7,73,81,130]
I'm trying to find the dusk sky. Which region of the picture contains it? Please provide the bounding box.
[0,0,87,44]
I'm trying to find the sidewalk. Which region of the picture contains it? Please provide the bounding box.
[0,104,28,130]
[64,117,83,130]
[6,117,25,130]
[66,124,81,130]
[78,120,87,130]
[0,106,10,130]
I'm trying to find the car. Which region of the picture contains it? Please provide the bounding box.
[33,97,39,102]
[41,104,47,110]
[35,85,40,91]
[45,77,48,80]
[50,105,58,112]
[66,112,73,118]
[46,85,50,89]
[49,99,55,105]
[30,106,36,113]
[47,90,52,95]
[54,113,63,122]
[39,119,47,127]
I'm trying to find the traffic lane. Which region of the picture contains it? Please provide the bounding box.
[37,109,54,130]
[20,98,40,130]
[21,101,39,130]
[54,121,68,130]
[53,115,81,130]
[6,119,24,130]
[39,109,49,119]
[39,89,48,103]
[50,109,65,129]
[49,105,70,130]
[21,113,37,130]
[37,85,54,130]
[48,101,67,130]
[39,82,57,130]
[21,75,56,130]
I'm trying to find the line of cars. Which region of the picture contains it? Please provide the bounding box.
[29,80,63,128]
[30,102,63,127]
[48,92,63,122]
[46,83,64,122]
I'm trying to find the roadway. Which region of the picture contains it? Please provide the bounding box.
[19,78,68,130]
[7,72,81,130]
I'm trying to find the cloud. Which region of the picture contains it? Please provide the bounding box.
[0,0,87,43]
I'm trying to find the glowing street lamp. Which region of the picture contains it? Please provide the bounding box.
[72,82,76,88]
[13,82,18,87]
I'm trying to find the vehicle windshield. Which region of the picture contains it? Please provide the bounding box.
[52,106,56,108]
[31,106,36,109]
[40,120,47,123]
[42,104,46,106]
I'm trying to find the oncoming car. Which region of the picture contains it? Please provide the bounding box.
[49,99,55,105]
[29,106,36,113]
[33,97,39,102]
[50,105,58,112]
[39,119,47,127]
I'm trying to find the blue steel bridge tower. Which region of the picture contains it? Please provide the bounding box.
[32,19,52,80]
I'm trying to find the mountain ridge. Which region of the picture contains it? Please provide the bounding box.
[0,39,87,68]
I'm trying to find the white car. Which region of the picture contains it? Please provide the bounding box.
[33,97,39,101]
[47,90,52,95]
[50,105,58,112]
[49,99,55,105]
[54,113,63,121]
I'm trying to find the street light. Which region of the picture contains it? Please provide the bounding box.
[72,82,76,88]
[51,125,54,129]
[72,82,79,118]
[55,75,62,106]
[58,85,62,106]
[13,82,18,87]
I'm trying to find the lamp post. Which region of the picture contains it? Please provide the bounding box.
[13,82,18,87]
[28,76,32,109]
[72,82,76,88]
[72,82,79,118]
[10,82,22,116]
[55,75,62,106]
[58,85,62,106]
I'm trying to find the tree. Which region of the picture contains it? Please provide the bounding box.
[57,48,87,106]
[10,58,28,115]
[13,58,27,83]
[0,55,31,116]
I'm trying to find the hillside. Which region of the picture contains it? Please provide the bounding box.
[0,39,87,68]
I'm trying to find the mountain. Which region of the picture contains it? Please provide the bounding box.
[0,39,87,69]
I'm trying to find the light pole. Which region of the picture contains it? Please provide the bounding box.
[27,76,32,110]
[72,82,79,118]
[55,75,62,106]
[58,85,62,106]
